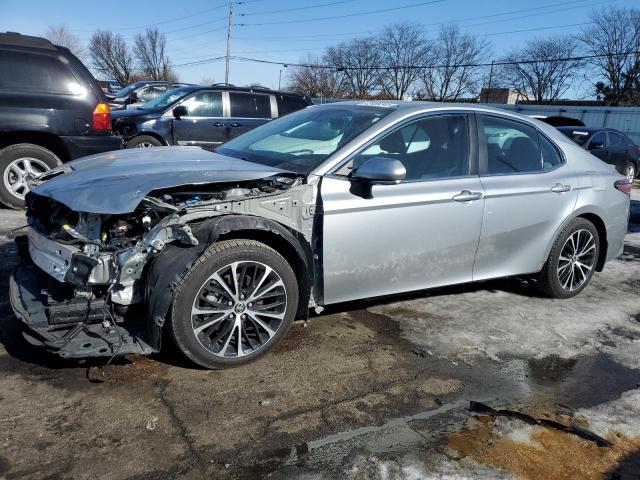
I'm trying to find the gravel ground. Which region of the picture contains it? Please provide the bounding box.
[0,189,638,480]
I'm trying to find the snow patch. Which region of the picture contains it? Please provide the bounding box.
[576,388,640,438]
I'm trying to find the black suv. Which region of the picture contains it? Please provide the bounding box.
[0,32,122,209]
[107,80,194,110]
[557,127,639,181]
[111,84,311,149]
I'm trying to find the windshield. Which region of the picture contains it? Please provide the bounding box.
[216,105,395,174]
[142,87,194,110]
[559,129,592,146]
[112,82,143,98]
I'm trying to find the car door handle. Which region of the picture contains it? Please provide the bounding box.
[550,183,572,193]
[452,190,483,202]
[229,122,242,128]
[212,122,224,127]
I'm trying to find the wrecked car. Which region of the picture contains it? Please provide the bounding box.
[9,102,631,369]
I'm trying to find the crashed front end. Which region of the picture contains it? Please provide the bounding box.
[10,170,312,359]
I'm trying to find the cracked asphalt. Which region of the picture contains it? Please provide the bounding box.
[0,188,638,480]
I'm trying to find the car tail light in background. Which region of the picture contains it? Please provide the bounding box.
[614,179,631,194]
[92,102,111,131]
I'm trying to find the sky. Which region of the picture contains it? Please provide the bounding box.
[2,0,638,98]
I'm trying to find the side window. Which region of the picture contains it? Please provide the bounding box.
[137,85,167,102]
[350,114,470,181]
[483,116,542,174]
[540,135,564,171]
[229,93,271,118]
[0,50,79,95]
[608,132,624,146]
[180,91,223,117]
[276,95,309,116]
[589,131,607,148]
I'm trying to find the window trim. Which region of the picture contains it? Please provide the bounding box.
[327,110,478,184]
[476,113,566,177]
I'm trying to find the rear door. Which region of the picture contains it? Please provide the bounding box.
[607,131,629,174]
[586,131,609,163]
[171,90,226,149]
[474,114,577,280]
[227,91,272,139]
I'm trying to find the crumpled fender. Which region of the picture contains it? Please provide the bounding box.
[145,215,313,350]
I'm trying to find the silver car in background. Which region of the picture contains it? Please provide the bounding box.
[10,102,631,369]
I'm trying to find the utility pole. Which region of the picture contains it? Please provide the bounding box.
[224,3,233,84]
[486,60,495,103]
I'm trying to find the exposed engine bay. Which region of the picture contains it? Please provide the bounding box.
[10,174,317,359]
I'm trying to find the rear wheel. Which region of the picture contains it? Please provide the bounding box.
[624,162,637,182]
[0,143,61,209]
[169,240,298,369]
[126,135,163,149]
[537,218,599,298]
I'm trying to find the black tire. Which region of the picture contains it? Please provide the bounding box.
[168,240,299,369]
[125,135,163,149]
[0,143,61,210]
[537,218,600,299]
[624,162,637,182]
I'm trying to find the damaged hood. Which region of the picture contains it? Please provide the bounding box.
[31,146,288,214]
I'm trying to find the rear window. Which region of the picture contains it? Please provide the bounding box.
[229,92,271,118]
[559,129,592,147]
[276,95,309,116]
[0,49,82,95]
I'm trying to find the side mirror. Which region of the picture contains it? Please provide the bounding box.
[173,105,188,119]
[589,141,604,150]
[352,156,406,184]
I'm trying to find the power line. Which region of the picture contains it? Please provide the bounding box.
[162,16,228,35]
[168,26,227,43]
[238,0,360,16]
[236,0,447,26]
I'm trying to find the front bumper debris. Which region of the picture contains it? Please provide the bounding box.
[9,257,155,359]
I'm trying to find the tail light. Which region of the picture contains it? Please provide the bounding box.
[614,179,631,194]
[92,102,111,131]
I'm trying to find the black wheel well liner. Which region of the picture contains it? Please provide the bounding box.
[144,215,313,351]
[577,212,607,272]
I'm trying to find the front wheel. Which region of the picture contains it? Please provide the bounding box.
[537,218,599,298]
[624,162,637,182]
[169,240,299,369]
[126,135,163,149]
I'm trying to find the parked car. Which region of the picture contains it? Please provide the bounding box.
[10,103,630,368]
[0,32,122,209]
[107,80,194,110]
[111,85,312,149]
[98,79,123,94]
[557,127,639,181]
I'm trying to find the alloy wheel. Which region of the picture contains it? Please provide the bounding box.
[2,157,50,200]
[191,261,287,358]
[556,229,596,291]
[625,164,636,182]
[135,142,156,148]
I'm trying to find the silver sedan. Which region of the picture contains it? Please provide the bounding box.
[12,102,631,368]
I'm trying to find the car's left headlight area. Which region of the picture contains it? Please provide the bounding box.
[10,193,197,359]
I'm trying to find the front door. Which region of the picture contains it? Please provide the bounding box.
[172,90,227,149]
[321,113,485,305]
[473,114,578,280]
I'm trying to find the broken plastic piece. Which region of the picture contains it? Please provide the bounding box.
[469,401,612,448]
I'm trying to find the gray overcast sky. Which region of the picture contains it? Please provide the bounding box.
[3,0,637,96]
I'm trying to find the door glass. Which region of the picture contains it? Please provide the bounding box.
[180,91,223,117]
[351,115,470,181]
[0,50,79,94]
[137,85,167,102]
[229,92,271,118]
[483,116,542,174]
[276,95,309,116]
[608,132,624,146]
[589,131,607,148]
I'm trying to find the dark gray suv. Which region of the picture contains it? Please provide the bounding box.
[0,32,122,209]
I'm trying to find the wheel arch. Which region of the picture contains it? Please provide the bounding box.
[0,132,68,162]
[127,131,168,147]
[144,215,313,351]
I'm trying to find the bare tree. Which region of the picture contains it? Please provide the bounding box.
[579,7,640,105]
[418,25,490,101]
[378,23,432,99]
[287,55,346,98]
[89,30,135,85]
[501,36,582,104]
[324,36,383,98]
[44,24,86,61]
[133,28,176,81]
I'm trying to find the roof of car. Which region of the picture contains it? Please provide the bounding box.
[0,32,58,50]
[178,84,309,98]
[556,126,622,134]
